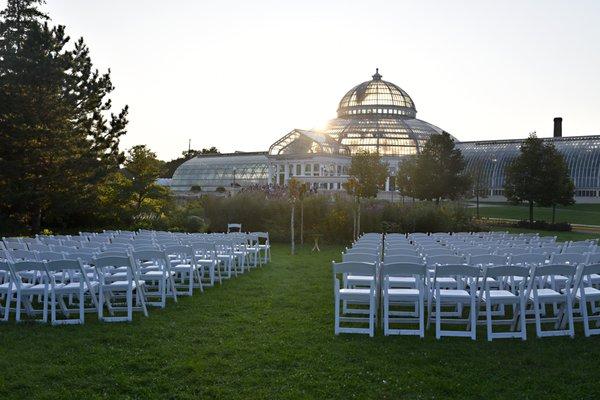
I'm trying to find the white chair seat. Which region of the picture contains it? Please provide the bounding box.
[583,274,600,284]
[20,283,49,294]
[54,282,86,293]
[529,288,563,301]
[0,282,18,292]
[482,290,517,301]
[142,271,174,279]
[105,280,144,289]
[347,275,375,285]
[339,288,372,301]
[172,264,196,271]
[434,289,470,300]
[389,277,416,285]
[387,288,420,298]
[576,286,600,299]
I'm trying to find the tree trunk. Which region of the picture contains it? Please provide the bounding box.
[476,193,480,218]
[352,209,357,241]
[356,199,361,239]
[529,200,534,225]
[300,201,304,245]
[552,204,556,224]
[31,206,42,234]
[291,204,295,255]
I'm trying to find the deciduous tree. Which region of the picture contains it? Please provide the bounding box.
[344,151,388,240]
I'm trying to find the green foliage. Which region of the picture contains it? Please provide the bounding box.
[345,151,389,199]
[397,132,471,202]
[0,0,128,232]
[190,185,202,193]
[199,192,474,244]
[163,199,208,232]
[504,133,575,223]
[97,146,172,229]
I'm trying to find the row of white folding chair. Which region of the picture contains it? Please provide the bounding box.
[362,261,586,340]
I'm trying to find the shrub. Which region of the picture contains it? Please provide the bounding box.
[215,186,226,193]
[190,185,202,193]
[516,220,571,232]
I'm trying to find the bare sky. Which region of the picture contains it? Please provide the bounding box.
[4,0,600,159]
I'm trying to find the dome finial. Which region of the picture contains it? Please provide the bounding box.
[372,68,382,81]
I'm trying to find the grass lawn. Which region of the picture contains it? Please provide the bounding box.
[494,227,600,242]
[471,202,600,225]
[2,243,600,399]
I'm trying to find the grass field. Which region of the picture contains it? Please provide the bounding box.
[2,243,600,399]
[495,227,600,242]
[471,202,600,225]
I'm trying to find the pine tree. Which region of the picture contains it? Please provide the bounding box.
[0,0,128,232]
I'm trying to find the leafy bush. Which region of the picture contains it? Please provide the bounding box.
[190,185,202,193]
[516,220,571,232]
[198,194,477,244]
[215,186,226,193]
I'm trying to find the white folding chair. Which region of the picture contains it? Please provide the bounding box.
[0,261,14,321]
[45,259,92,325]
[94,255,148,322]
[9,261,50,322]
[332,261,377,337]
[480,265,528,341]
[131,250,177,308]
[525,264,576,338]
[570,263,600,337]
[165,245,202,296]
[428,264,480,340]
[382,262,427,337]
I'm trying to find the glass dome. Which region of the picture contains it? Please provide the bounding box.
[337,69,416,119]
[324,69,454,156]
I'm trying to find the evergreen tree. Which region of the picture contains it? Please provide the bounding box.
[0,0,128,232]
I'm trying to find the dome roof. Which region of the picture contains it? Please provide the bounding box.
[337,69,416,119]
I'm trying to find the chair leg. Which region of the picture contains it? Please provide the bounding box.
[15,291,21,322]
[566,295,575,338]
[419,294,425,338]
[486,300,493,341]
[98,287,104,320]
[383,293,389,336]
[519,298,527,340]
[369,295,375,337]
[2,292,11,321]
[582,296,591,337]
[334,295,340,335]
[470,298,476,340]
[127,287,133,322]
[435,296,441,339]
[534,296,543,338]
[79,288,85,324]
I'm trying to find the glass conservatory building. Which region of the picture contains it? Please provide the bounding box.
[171,70,600,202]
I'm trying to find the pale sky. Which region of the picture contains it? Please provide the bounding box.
[4,0,600,159]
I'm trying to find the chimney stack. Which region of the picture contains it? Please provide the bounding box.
[553,117,562,138]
